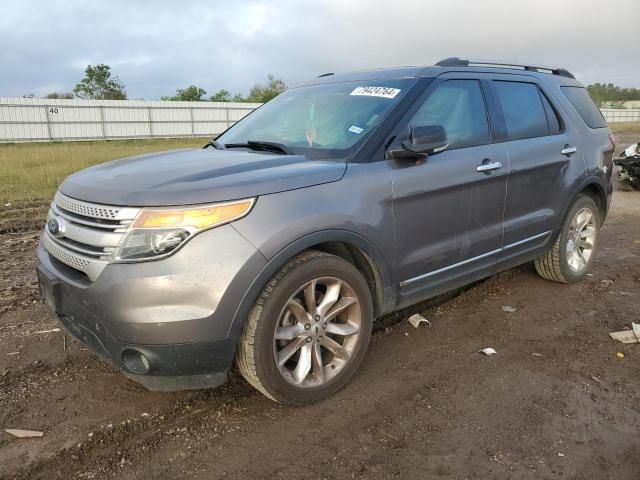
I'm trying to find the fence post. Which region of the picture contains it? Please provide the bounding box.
[189,106,195,137]
[225,106,230,131]
[147,106,153,138]
[44,105,53,140]
[99,105,106,139]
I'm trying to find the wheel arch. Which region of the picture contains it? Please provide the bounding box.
[226,230,393,340]
[565,176,608,226]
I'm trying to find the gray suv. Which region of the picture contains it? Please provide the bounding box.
[37,58,615,404]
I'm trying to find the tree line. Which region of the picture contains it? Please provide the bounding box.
[39,64,286,103]
[586,83,640,107]
[35,64,640,106]
[160,75,286,103]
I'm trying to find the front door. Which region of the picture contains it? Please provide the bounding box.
[388,78,508,301]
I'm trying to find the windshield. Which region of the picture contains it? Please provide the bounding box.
[217,79,414,159]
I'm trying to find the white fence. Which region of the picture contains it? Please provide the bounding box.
[601,108,640,123]
[0,97,262,143]
[0,97,638,143]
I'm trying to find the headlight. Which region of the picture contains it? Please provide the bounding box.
[113,198,254,262]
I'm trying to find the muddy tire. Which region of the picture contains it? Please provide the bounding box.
[236,250,373,405]
[534,195,600,283]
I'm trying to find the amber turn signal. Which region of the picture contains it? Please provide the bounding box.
[132,199,254,230]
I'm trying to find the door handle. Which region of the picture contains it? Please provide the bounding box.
[476,161,502,173]
[561,145,577,156]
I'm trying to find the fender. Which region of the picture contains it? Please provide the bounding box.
[225,228,393,340]
[562,175,610,225]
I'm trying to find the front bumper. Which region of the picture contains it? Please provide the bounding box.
[36,224,267,391]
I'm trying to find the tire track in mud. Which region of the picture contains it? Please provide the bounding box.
[5,294,472,480]
[2,194,640,479]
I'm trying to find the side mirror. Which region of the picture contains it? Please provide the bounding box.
[388,125,448,160]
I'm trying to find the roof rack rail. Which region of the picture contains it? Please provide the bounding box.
[317,72,334,78]
[435,57,575,79]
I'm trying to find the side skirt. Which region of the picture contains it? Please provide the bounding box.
[395,230,556,310]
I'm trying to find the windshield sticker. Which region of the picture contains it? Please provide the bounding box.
[306,102,317,146]
[308,102,315,121]
[348,125,364,134]
[350,86,401,99]
[306,126,317,146]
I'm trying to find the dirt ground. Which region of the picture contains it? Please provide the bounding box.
[1,137,640,479]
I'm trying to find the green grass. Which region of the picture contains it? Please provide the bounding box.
[0,137,207,232]
[4,126,640,203]
[2,125,640,232]
[609,122,640,134]
[0,137,206,203]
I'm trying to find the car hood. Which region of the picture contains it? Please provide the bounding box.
[59,148,347,206]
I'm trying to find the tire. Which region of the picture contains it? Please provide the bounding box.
[236,250,373,405]
[534,195,600,283]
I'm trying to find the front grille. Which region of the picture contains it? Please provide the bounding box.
[54,191,123,220]
[43,192,140,281]
[42,233,91,270]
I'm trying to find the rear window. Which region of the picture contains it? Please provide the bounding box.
[494,81,549,140]
[561,86,607,129]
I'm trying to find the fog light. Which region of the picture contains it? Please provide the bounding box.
[122,349,150,374]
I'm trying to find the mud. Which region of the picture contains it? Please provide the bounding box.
[1,162,640,480]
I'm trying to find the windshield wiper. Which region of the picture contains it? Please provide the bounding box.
[202,139,223,150]
[224,140,291,155]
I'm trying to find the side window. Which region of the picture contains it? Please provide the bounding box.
[493,81,549,140]
[409,80,490,150]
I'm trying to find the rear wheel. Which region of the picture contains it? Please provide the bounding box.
[534,195,600,283]
[236,250,373,405]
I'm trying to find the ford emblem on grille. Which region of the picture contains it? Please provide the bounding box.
[47,217,65,237]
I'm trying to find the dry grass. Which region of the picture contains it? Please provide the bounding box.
[2,126,640,232]
[0,138,206,203]
[609,122,640,134]
[0,137,206,232]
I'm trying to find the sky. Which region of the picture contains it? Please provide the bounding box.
[1,0,639,100]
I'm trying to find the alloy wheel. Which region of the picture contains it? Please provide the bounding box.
[272,276,362,388]
[566,207,596,273]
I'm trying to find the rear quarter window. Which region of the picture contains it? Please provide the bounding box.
[541,93,562,135]
[561,86,607,129]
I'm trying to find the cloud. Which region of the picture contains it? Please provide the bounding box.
[0,0,638,99]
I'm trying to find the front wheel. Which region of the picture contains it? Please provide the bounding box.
[236,250,373,405]
[535,195,600,283]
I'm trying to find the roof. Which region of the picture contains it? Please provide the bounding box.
[296,58,581,88]
[295,66,429,87]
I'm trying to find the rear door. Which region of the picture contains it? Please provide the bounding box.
[387,75,508,301]
[489,78,584,253]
